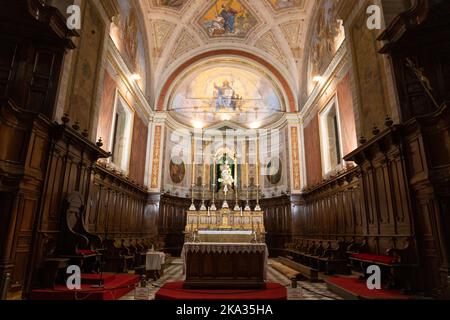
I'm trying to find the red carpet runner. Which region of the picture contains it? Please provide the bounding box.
[326,276,412,300]
[155,282,287,300]
[30,274,139,300]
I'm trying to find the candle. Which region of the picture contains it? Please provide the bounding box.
[256,135,259,186]
[203,162,206,185]
[234,156,237,187]
[191,135,195,185]
[213,160,216,185]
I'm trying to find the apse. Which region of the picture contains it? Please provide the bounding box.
[166,58,286,128]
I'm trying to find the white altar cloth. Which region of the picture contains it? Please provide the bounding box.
[198,230,253,235]
[145,251,166,271]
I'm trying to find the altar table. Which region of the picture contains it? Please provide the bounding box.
[181,242,268,289]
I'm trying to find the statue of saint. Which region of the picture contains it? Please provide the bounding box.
[218,161,234,188]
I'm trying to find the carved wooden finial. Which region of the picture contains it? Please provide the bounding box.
[385,116,394,127]
[82,129,89,138]
[72,120,80,131]
[372,126,380,136]
[96,138,103,148]
[359,136,367,145]
[61,113,70,125]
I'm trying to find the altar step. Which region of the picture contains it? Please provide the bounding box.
[276,257,319,282]
[30,274,139,300]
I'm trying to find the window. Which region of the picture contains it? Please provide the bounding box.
[110,92,133,172]
[319,96,344,175]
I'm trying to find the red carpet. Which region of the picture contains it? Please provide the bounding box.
[326,276,412,300]
[30,274,139,300]
[155,282,287,300]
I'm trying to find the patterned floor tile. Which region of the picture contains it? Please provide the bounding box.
[120,259,342,300]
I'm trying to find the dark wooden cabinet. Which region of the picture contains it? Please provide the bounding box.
[0,0,76,118]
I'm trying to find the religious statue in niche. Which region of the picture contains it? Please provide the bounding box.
[218,161,235,188]
[218,160,235,209]
[169,156,186,184]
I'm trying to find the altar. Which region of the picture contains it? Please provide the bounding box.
[182,208,267,289]
[182,149,268,289]
[184,209,265,243]
[182,242,268,289]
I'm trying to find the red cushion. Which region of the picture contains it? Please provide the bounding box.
[351,253,399,265]
[78,250,96,256]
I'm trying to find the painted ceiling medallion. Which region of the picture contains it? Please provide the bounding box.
[268,0,304,10]
[152,0,188,10]
[199,0,257,38]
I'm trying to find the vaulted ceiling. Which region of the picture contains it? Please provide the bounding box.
[137,0,316,109]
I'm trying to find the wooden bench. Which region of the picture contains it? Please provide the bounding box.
[278,256,319,282]
[104,239,135,273]
[315,240,349,275]
[348,238,417,291]
[283,238,351,276]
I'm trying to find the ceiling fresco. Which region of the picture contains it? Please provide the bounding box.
[168,61,285,127]
[199,0,257,38]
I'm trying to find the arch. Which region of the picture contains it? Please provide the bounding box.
[156,49,297,112]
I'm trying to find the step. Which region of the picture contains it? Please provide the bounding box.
[277,257,319,282]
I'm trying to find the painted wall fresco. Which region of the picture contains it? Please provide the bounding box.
[68,1,105,133]
[350,9,390,138]
[266,157,283,185]
[97,70,116,151]
[169,156,186,184]
[308,0,345,84]
[304,115,322,187]
[110,0,147,92]
[169,65,283,126]
[200,0,257,38]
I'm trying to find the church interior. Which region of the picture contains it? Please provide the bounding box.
[1,0,450,302]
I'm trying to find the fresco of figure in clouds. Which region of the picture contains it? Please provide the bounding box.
[201,0,256,38]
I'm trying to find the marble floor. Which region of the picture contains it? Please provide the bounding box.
[121,259,342,300]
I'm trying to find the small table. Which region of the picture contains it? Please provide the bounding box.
[145,251,166,280]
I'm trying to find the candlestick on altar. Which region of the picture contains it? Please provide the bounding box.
[254,134,261,211]
[200,184,207,211]
[233,154,240,211]
[189,183,196,211]
[244,185,251,211]
[210,160,217,211]
[190,135,196,211]
[254,187,261,211]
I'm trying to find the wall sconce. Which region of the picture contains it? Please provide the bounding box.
[130,74,141,81]
[313,75,323,83]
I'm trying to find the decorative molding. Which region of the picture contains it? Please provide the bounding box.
[255,30,288,68]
